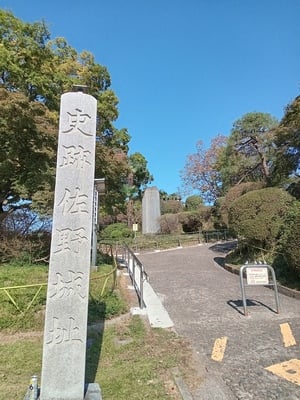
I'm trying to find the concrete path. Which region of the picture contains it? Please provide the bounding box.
[138,243,300,400]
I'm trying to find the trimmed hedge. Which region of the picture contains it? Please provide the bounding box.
[229,187,293,249]
[275,201,300,279]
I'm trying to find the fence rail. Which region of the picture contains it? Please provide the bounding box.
[0,283,47,313]
[102,231,234,254]
[0,243,118,314]
[116,244,147,309]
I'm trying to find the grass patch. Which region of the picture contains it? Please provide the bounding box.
[0,315,196,400]
[94,316,183,399]
[0,262,126,332]
[0,336,43,400]
[95,316,180,400]
[0,264,48,332]
[88,264,128,323]
[0,249,201,399]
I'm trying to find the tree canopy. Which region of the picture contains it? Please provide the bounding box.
[0,89,57,213]
[180,134,227,204]
[218,112,279,191]
[0,10,153,221]
[272,96,300,185]
[185,195,203,211]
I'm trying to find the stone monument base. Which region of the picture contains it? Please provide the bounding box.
[85,383,102,400]
[23,383,102,400]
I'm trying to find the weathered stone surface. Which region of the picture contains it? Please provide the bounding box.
[40,92,97,400]
[84,383,102,400]
[142,187,161,234]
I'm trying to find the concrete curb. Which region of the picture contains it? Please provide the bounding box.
[171,367,194,400]
[142,280,174,328]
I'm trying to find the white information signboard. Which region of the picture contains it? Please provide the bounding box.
[246,267,269,285]
[240,264,279,316]
[132,223,138,232]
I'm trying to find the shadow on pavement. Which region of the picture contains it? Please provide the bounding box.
[228,299,278,316]
[211,240,238,269]
[209,240,237,254]
[214,256,226,267]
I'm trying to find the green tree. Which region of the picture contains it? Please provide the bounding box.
[129,152,153,199]
[272,95,300,188]
[0,10,153,223]
[185,195,203,211]
[0,11,53,101]
[0,11,116,113]
[218,112,278,192]
[0,89,57,215]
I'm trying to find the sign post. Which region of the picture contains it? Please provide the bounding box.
[240,264,280,316]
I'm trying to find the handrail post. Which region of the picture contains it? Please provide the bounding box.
[139,265,144,309]
[240,265,248,316]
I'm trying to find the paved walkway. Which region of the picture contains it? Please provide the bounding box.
[138,243,300,400]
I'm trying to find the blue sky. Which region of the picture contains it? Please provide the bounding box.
[1,0,300,196]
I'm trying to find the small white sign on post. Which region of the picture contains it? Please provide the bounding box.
[246,267,269,285]
[132,223,138,232]
[240,264,280,316]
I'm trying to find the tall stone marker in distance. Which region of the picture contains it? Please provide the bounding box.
[40,91,97,400]
[142,187,161,234]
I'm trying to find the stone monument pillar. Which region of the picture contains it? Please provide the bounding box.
[142,187,161,234]
[40,91,98,400]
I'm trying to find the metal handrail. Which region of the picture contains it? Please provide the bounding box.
[116,244,148,309]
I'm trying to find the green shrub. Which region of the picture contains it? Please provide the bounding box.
[217,182,265,227]
[100,223,133,240]
[179,212,202,233]
[88,292,127,323]
[0,232,51,264]
[274,201,300,280]
[229,187,293,249]
[160,199,183,214]
[283,209,300,277]
[159,214,181,234]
